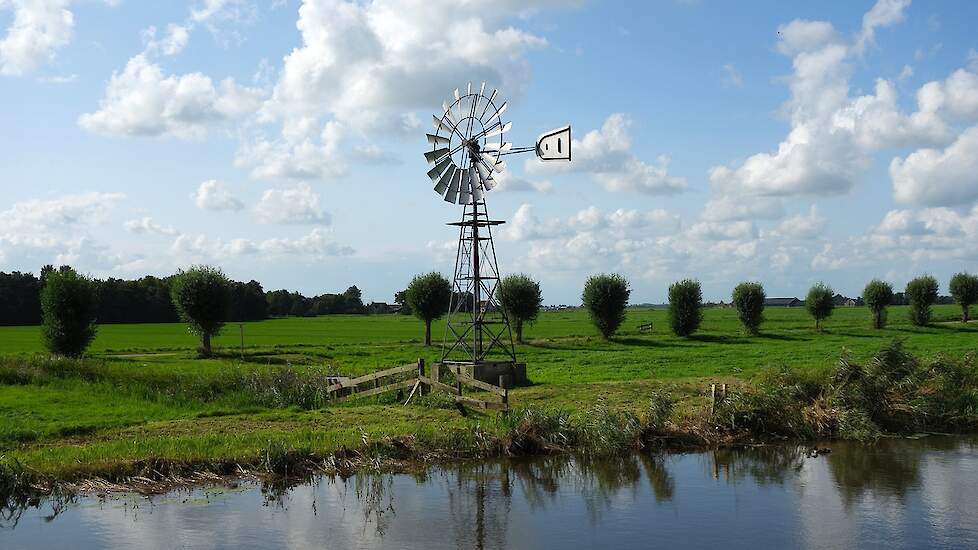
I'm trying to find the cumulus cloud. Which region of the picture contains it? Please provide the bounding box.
[707,1,927,200]
[0,0,73,76]
[891,125,978,206]
[192,180,244,211]
[0,192,127,269]
[235,0,567,181]
[124,217,177,236]
[769,206,826,240]
[254,183,331,225]
[171,227,352,260]
[78,54,263,138]
[525,113,687,194]
[504,203,681,243]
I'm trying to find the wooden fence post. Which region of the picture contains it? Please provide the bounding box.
[500,375,509,413]
[710,384,717,417]
[418,358,427,395]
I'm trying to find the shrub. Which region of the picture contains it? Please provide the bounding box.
[905,275,938,326]
[40,267,98,357]
[169,265,231,357]
[667,279,702,337]
[404,272,452,345]
[731,281,765,335]
[498,274,543,344]
[949,272,978,323]
[862,279,893,329]
[582,274,630,339]
[806,283,835,332]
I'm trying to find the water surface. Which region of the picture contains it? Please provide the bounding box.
[3,437,977,549]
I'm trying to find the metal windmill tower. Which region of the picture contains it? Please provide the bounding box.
[424,82,571,385]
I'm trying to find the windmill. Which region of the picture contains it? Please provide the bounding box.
[425,82,570,387]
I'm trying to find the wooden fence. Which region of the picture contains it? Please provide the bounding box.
[325,358,509,412]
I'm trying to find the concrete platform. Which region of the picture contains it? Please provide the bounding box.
[435,361,527,389]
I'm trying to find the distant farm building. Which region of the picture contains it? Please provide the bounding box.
[367,302,402,314]
[764,297,803,307]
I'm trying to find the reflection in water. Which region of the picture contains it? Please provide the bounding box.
[3,437,977,549]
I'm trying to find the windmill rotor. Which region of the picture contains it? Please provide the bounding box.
[422,82,571,377]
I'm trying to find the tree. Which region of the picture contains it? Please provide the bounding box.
[582,273,630,339]
[905,275,938,326]
[668,279,702,337]
[731,281,765,335]
[949,272,978,322]
[498,274,543,344]
[404,272,452,345]
[169,266,231,356]
[40,267,98,357]
[806,283,835,332]
[862,279,894,329]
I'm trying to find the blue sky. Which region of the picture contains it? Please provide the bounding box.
[2,0,978,304]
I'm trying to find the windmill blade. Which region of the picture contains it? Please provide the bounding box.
[469,167,484,201]
[453,88,460,100]
[475,159,491,182]
[481,152,501,168]
[482,142,512,152]
[433,164,456,195]
[483,101,507,122]
[467,82,472,95]
[443,168,461,203]
[426,156,453,182]
[424,147,450,164]
[484,121,512,138]
[479,82,486,95]
[432,114,453,133]
[426,133,450,146]
[458,169,472,205]
[442,103,458,126]
[480,89,498,118]
[482,175,496,190]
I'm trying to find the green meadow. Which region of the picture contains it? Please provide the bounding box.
[1,304,977,483]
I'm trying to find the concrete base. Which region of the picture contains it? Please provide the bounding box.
[436,361,527,389]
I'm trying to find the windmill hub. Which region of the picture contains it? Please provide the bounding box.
[424,82,571,388]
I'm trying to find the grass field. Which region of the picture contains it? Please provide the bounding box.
[1,304,977,487]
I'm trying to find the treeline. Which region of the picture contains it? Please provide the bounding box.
[265,286,366,317]
[0,266,366,326]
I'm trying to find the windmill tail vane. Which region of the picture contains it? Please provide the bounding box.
[423,81,570,378]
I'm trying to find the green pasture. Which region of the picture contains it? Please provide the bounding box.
[1,304,977,482]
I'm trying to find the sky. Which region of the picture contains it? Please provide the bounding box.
[2,0,978,304]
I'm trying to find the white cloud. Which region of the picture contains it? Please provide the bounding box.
[0,0,73,76]
[721,63,743,89]
[491,171,553,194]
[769,206,826,240]
[235,119,346,180]
[78,54,263,138]
[702,195,785,222]
[853,0,910,55]
[525,113,687,194]
[124,217,177,236]
[254,183,331,225]
[143,24,191,56]
[504,203,681,243]
[0,192,127,268]
[171,227,352,260]
[239,0,566,181]
[706,0,952,201]
[192,180,244,211]
[891,125,978,206]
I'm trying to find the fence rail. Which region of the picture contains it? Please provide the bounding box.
[327,358,509,412]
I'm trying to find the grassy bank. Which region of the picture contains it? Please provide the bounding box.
[2,306,977,513]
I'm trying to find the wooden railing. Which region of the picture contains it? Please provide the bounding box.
[327,358,509,412]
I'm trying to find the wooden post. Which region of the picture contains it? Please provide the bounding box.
[432,362,441,384]
[239,323,245,359]
[456,368,463,396]
[710,384,717,417]
[417,358,427,396]
[500,375,509,413]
